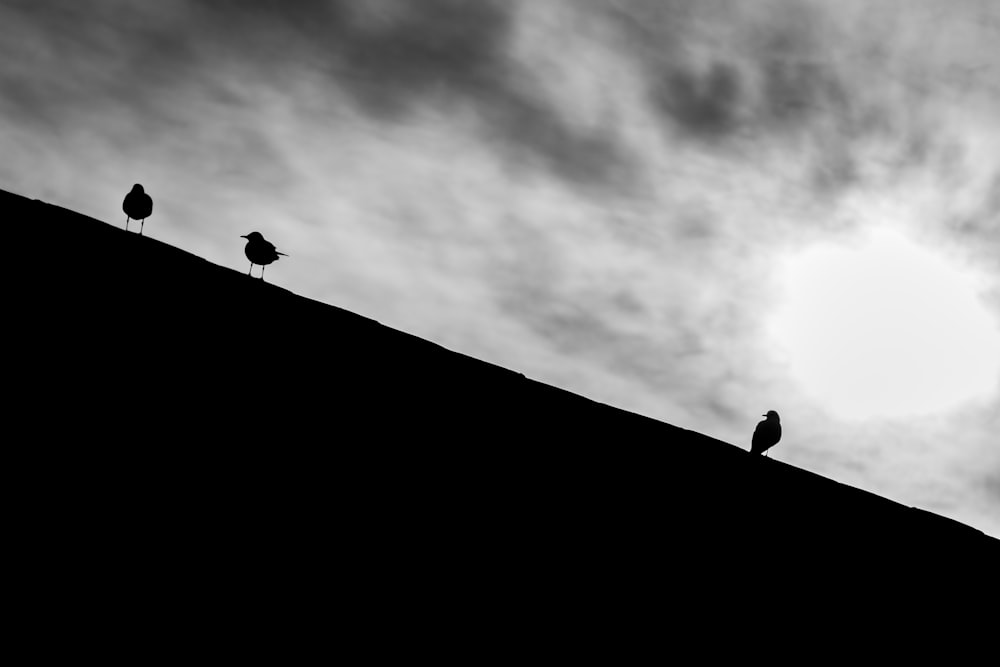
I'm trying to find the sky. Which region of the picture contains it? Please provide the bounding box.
[2,0,999,537]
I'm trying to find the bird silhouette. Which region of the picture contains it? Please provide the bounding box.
[241,231,287,280]
[122,184,153,235]
[751,410,782,456]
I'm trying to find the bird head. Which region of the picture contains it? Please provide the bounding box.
[763,410,780,421]
[241,232,264,241]
[131,184,144,193]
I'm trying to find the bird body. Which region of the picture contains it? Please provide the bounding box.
[241,231,286,279]
[751,410,782,456]
[123,184,153,234]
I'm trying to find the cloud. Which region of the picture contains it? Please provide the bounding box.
[653,62,744,139]
[198,0,633,189]
[199,0,516,118]
[606,1,826,139]
[0,1,632,190]
[599,0,1000,205]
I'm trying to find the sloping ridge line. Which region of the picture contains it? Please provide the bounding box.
[5,186,996,607]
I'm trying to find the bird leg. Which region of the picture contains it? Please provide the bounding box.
[248,263,254,276]
[261,265,266,281]
[140,219,145,236]
[125,215,130,231]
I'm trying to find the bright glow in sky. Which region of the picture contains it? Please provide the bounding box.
[769,228,1000,421]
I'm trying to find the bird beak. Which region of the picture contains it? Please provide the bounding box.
[240,235,248,239]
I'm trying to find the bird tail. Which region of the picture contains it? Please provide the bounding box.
[277,252,288,256]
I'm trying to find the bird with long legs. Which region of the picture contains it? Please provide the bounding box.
[123,184,153,235]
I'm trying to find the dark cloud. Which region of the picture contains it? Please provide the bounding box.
[186,0,511,117]
[600,1,745,141]
[749,4,850,127]
[319,1,632,188]
[652,63,744,139]
[644,54,849,145]
[607,1,859,148]
[201,0,632,188]
[479,95,629,188]
[760,58,846,126]
[0,3,207,126]
[0,1,631,189]
[328,1,512,117]
[134,0,513,115]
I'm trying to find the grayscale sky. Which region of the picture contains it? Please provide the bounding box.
[2,0,999,536]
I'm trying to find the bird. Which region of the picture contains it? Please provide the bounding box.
[751,410,782,456]
[122,184,153,235]
[241,231,287,280]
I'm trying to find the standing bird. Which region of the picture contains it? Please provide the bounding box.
[241,231,287,280]
[123,184,153,235]
[751,410,782,456]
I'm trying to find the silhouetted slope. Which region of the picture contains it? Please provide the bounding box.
[5,188,996,648]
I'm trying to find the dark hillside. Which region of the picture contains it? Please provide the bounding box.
[5,187,996,651]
